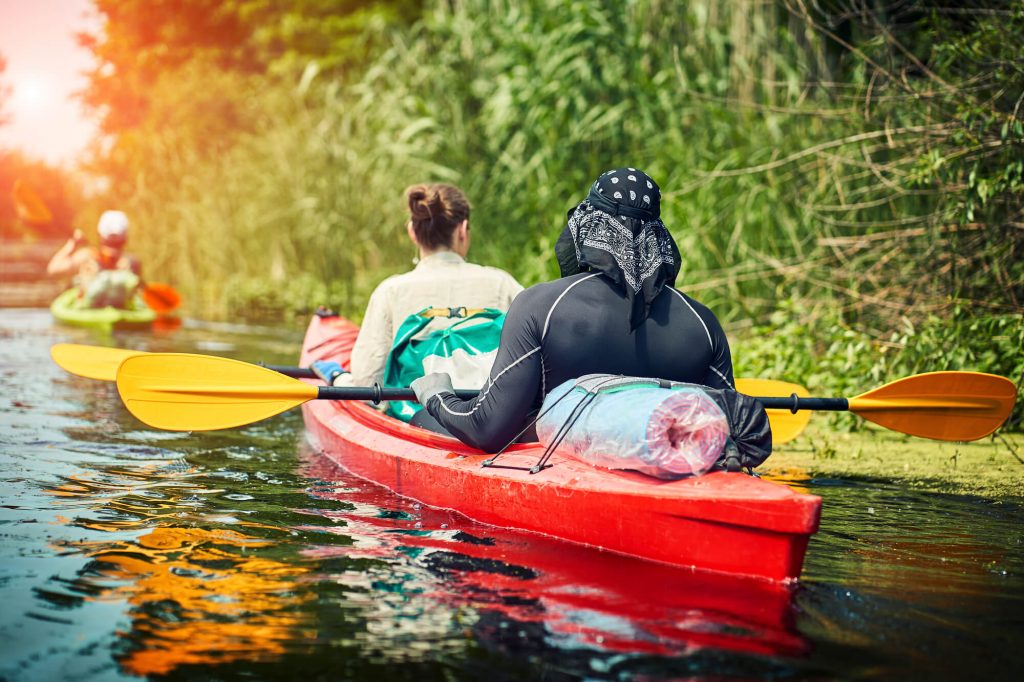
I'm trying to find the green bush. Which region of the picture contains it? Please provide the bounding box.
[734,300,1024,430]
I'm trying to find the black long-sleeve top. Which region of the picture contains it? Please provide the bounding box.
[422,272,734,453]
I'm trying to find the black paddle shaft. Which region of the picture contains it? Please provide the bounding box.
[755,396,850,413]
[263,365,316,379]
[315,384,849,410]
[317,385,479,403]
[281,355,851,411]
[267,357,850,412]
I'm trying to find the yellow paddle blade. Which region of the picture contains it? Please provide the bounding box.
[735,378,812,445]
[849,371,1017,442]
[51,343,141,381]
[117,353,318,431]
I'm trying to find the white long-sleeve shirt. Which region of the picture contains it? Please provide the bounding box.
[339,251,523,387]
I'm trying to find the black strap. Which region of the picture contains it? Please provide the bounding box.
[481,376,619,472]
[530,391,599,474]
[722,438,742,473]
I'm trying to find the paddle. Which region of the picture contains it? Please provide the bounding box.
[139,282,182,314]
[115,353,478,431]
[11,179,53,226]
[112,352,1016,441]
[51,343,811,443]
[734,378,811,446]
[50,343,313,381]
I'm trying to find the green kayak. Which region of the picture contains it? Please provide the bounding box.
[50,288,158,331]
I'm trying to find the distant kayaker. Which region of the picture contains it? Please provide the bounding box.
[411,168,735,453]
[329,183,522,391]
[47,210,143,309]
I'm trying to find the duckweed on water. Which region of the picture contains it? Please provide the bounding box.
[767,425,1024,498]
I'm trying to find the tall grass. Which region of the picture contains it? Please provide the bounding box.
[120,0,852,321]
[108,0,1022,423]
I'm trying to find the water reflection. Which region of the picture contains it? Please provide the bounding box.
[45,467,316,676]
[83,529,311,675]
[299,453,810,665]
[37,437,811,679]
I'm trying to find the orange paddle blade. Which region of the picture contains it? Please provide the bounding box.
[735,378,811,445]
[11,179,53,225]
[141,282,182,313]
[849,371,1017,442]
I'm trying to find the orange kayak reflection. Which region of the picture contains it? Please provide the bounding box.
[95,527,314,675]
[46,473,315,676]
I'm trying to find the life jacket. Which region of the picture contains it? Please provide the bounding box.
[96,246,141,276]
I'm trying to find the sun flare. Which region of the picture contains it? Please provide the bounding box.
[11,75,56,112]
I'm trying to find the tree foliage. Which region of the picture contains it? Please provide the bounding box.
[780,0,1024,322]
[79,0,421,192]
[80,0,420,134]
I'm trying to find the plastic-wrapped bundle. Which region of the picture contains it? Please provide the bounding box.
[536,375,730,479]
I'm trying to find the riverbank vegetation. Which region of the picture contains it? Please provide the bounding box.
[3,0,1022,429]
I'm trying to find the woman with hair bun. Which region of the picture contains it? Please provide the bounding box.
[330,183,522,395]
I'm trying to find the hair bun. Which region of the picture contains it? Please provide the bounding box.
[407,185,434,221]
[404,183,470,251]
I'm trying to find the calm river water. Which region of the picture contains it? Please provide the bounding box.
[1,308,1022,681]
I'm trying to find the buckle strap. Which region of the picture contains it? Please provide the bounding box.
[419,306,487,319]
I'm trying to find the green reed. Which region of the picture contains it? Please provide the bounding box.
[118,1,848,320]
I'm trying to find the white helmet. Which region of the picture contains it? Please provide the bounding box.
[97,210,129,242]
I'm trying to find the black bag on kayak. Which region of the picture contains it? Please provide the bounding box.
[700,387,773,471]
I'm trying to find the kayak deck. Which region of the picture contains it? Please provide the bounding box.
[300,314,821,581]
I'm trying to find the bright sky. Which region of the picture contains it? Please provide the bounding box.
[0,0,101,165]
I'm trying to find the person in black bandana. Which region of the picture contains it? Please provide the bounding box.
[556,168,682,329]
[411,168,734,453]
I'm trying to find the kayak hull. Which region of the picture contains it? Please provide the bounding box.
[50,288,159,331]
[300,314,821,581]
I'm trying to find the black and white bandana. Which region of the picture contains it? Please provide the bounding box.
[555,168,681,329]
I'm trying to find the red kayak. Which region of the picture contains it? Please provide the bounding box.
[300,313,821,582]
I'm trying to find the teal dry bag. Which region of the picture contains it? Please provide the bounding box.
[383,306,505,422]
